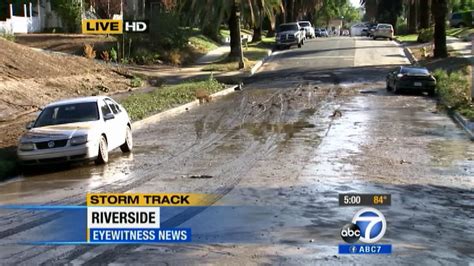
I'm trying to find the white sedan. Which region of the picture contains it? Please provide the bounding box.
[17,96,133,165]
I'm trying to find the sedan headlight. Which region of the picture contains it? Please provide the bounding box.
[397,73,404,78]
[70,135,88,146]
[19,142,35,151]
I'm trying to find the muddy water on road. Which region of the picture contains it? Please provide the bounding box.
[0,82,354,264]
[165,85,473,265]
[0,75,472,264]
[103,84,473,265]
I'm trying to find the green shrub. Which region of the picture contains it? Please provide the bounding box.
[150,13,188,50]
[396,19,409,35]
[130,76,143,88]
[433,68,471,109]
[417,27,434,43]
[110,47,118,62]
[132,47,160,65]
[0,32,15,41]
[51,0,81,32]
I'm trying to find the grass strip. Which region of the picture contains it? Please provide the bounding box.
[120,77,225,121]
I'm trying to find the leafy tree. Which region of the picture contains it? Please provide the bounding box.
[317,0,339,27]
[361,0,377,21]
[340,3,361,24]
[51,0,82,32]
[376,0,403,31]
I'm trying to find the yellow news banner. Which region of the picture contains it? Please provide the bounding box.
[86,193,219,206]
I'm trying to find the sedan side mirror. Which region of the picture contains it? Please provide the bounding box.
[104,113,115,121]
[26,121,34,130]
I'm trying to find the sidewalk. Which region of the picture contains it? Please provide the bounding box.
[127,33,263,84]
[195,44,229,65]
[446,36,472,58]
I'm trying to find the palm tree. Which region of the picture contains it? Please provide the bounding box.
[431,0,448,57]
[418,0,430,29]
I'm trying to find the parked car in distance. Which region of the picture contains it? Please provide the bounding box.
[350,23,368,36]
[386,66,436,96]
[315,28,322,37]
[298,21,316,39]
[373,23,394,40]
[320,28,329,37]
[275,22,305,49]
[17,96,133,165]
[449,10,474,27]
[362,22,378,37]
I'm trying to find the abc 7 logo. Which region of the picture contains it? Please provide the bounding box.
[340,208,387,244]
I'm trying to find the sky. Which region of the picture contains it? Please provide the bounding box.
[350,0,361,8]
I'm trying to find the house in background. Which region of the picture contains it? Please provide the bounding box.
[0,0,62,33]
[328,18,343,35]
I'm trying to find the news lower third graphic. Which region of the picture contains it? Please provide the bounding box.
[0,193,217,245]
[339,194,392,255]
[86,194,194,243]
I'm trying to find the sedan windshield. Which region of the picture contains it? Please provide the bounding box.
[299,22,310,27]
[279,25,298,32]
[34,102,99,127]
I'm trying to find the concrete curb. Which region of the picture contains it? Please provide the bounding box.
[451,111,474,141]
[132,85,238,131]
[249,49,273,76]
[403,47,418,65]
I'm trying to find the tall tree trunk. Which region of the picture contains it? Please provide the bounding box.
[419,0,431,29]
[267,11,276,37]
[286,0,295,22]
[253,26,262,42]
[365,0,378,22]
[431,0,448,58]
[408,0,418,34]
[252,0,264,42]
[228,1,242,60]
[247,0,256,30]
[278,2,286,24]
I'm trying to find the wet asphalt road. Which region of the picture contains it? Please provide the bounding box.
[0,37,473,264]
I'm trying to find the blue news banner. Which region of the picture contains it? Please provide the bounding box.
[339,244,392,254]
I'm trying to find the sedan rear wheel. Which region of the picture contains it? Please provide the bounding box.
[393,84,400,94]
[120,126,133,153]
[427,87,436,97]
[95,135,108,165]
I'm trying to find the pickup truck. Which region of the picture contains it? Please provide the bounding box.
[275,22,305,49]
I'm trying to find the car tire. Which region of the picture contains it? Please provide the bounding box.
[386,82,391,91]
[95,135,109,165]
[298,42,302,48]
[373,36,377,40]
[120,126,133,153]
[427,88,436,97]
[393,84,400,94]
[389,37,393,41]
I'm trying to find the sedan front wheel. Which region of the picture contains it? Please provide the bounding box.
[120,126,133,153]
[95,135,109,165]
